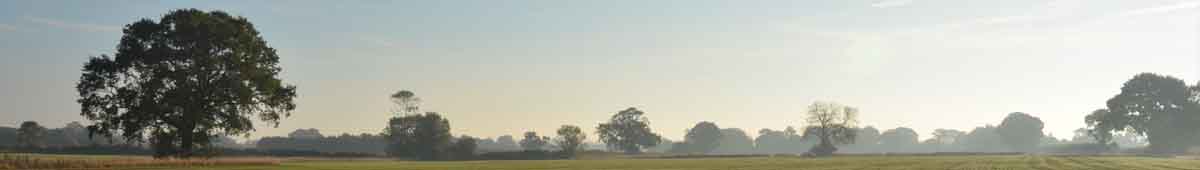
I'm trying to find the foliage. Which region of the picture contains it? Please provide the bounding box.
[17,121,47,148]
[72,155,1200,170]
[449,136,479,160]
[596,107,662,154]
[713,128,754,154]
[680,121,722,154]
[878,127,919,152]
[555,125,587,157]
[390,90,422,117]
[802,102,859,156]
[256,132,386,155]
[385,112,453,160]
[76,9,297,158]
[995,112,1044,152]
[519,131,550,151]
[1085,73,1200,153]
[959,125,1007,152]
[287,129,324,139]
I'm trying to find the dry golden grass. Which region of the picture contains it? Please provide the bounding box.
[0,153,279,170]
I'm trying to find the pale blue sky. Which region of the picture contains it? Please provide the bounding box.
[1,0,1197,142]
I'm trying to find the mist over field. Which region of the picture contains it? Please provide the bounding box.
[0,0,1197,169]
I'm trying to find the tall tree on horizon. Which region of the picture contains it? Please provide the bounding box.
[1086,73,1200,153]
[556,125,587,157]
[803,101,859,156]
[597,107,662,154]
[76,9,297,158]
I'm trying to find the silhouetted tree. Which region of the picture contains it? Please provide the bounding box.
[803,102,859,156]
[17,121,47,148]
[1085,73,1200,153]
[520,131,550,151]
[450,136,478,160]
[681,121,722,154]
[878,127,918,152]
[596,107,662,154]
[385,112,453,160]
[996,112,1044,152]
[390,90,421,117]
[555,125,587,157]
[76,9,297,158]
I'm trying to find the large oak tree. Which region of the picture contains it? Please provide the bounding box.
[77,9,296,158]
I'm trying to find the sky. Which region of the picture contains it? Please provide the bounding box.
[0,0,1197,143]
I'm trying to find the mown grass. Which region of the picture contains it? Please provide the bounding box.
[0,153,279,170]
[146,155,1200,170]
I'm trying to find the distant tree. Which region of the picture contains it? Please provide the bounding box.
[647,138,675,153]
[60,122,90,146]
[555,125,587,157]
[682,121,722,154]
[713,128,755,154]
[17,121,47,148]
[390,90,422,117]
[495,135,520,151]
[803,102,859,156]
[754,128,789,154]
[1070,128,1096,144]
[928,129,965,152]
[996,112,1044,152]
[76,9,297,158]
[931,129,965,146]
[959,125,1006,152]
[596,107,662,154]
[878,127,918,152]
[784,126,814,153]
[450,136,478,160]
[1086,73,1200,153]
[0,126,16,146]
[520,131,550,151]
[288,128,324,139]
[385,112,453,160]
[846,126,881,152]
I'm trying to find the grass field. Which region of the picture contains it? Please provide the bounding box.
[101,155,1200,170]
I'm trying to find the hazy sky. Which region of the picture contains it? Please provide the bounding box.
[1,0,1197,142]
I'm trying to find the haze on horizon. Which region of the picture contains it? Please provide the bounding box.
[0,0,1197,142]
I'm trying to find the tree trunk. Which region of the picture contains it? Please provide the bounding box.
[180,124,195,158]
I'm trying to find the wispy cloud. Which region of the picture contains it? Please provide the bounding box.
[1115,1,1199,17]
[871,0,913,8]
[23,16,119,32]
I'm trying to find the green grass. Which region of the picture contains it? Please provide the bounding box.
[133,155,1200,170]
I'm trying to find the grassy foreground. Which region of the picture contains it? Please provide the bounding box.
[133,155,1200,170]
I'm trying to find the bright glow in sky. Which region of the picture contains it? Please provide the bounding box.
[0,0,1196,142]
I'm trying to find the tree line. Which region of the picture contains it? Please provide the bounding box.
[55,9,1187,159]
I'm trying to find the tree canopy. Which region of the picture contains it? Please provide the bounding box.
[803,101,859,156]
[76,9,296,158]
[17,121,47,148]
[1085,73,1200,153]
[681,121,722,154]
[555,125,587,157]
[596,107,662,154]
[996,112,1044,152]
